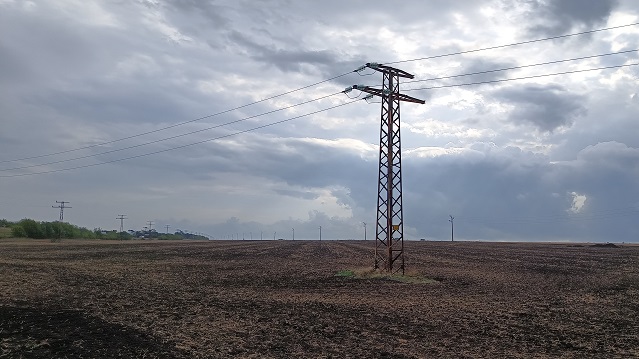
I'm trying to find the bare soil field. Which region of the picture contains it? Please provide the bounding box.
[0,239,638,358]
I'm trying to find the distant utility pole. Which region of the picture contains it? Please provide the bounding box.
[292,227,295,241]
[146,221,154,231]
[449,215,455,242]
[260,231,263,240]
[319,226,322,241]
[274,231,276,240]
[116,214,127,233]
[346,62,424,275]
[52,201,71,221]
[250,232,252,240]
[363,222,367,241]
[165,224,170,234]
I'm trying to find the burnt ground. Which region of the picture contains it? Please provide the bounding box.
[0,239,637,358]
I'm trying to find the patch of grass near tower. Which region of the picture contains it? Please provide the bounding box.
[335,267,439,284]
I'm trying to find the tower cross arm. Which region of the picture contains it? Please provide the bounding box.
[365,63,415,79]
[351,86,425,104]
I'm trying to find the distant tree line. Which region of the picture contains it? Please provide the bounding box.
[1,218,207,240]
[5,219,97,239]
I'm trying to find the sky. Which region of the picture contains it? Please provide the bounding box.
[1,0,638,242]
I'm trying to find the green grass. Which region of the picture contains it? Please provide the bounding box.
[335,267,438,284]
[336,270,356,277]
[0,227,13,238]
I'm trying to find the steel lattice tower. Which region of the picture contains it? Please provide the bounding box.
[52,201,71,222]
[346,63,424,274]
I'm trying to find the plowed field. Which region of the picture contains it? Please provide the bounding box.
[1,239,637,358]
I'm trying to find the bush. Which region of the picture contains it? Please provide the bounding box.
[10,219,97,240]
[11,225,27,238]
[17,219,44,239]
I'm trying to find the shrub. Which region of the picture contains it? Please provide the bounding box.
[17,219,44,239]
[11,225,27,238]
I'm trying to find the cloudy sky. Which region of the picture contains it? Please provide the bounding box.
[1,0,638,241]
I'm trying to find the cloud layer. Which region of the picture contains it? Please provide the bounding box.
[1,0,638,242]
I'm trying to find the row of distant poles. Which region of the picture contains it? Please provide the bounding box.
[223,226,323,241]
[52,204,170,238]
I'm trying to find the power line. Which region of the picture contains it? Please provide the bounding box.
[0,92,341,172]
[4,22,636,166]
[0,98,363,178]
[4,63,634,178]
[402,62,639,92]
[383,22,639,65]
[0,73,354,165]
[401,49,638,85]
[4,62,635,178]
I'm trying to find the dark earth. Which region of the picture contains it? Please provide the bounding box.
[0,239,637,358]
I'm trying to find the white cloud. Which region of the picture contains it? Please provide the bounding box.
[568,192,587,213]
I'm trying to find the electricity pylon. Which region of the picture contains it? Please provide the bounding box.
[346,63,424,274]
[52,201,71,221]
[117,215,127,233]
[117,214,127,239]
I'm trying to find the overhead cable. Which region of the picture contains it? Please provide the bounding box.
[0,98,363,178]
[402,49,638,85]
[0,73,353,164]
[0,92,342,172]
[384,22,639,65]
[402,62,639,92]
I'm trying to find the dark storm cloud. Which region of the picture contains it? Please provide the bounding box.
[152,133,377,211]
[493,84,586,132]
[255,48,340,73]
[163,0,228,22]
[160,0,230,43]
[226,30,342,73]
[210,136,372,191]
[527,0,618,36]
[401,144,639,241]
[226,28,368,85]
[403,149,558,239]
